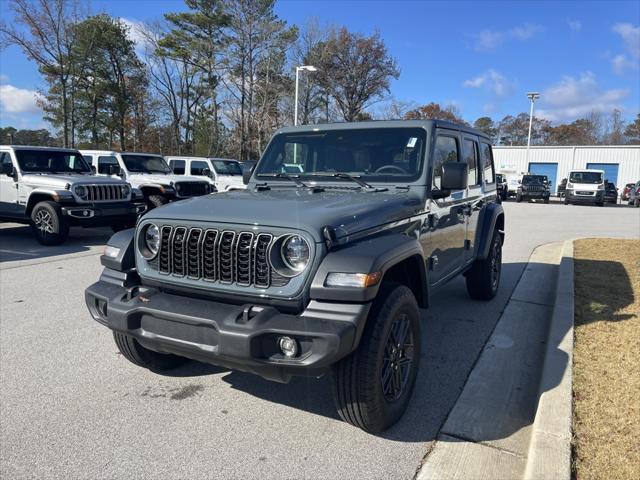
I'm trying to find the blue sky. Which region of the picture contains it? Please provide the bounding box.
[1,0,639,130]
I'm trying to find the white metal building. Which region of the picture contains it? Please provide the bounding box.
[493,145,640,193]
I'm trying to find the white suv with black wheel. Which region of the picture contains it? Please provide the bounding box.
[80,150,213,209]
[0,145,146,245]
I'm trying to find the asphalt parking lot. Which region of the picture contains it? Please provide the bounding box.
[1,201,638,479]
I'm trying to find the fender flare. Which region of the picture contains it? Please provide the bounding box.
[310,233,428,304]
[474,202,505,260]
[26,188,74,214]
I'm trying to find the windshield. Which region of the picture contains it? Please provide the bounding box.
[569,171,603,184]
[15,149,91,174]
[212,160,242,176]
[522,175,547,184]
[122,154,171,174]
[256,128,426,183]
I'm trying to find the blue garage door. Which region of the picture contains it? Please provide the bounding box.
[586,163,619,186]
[528,162,558,193]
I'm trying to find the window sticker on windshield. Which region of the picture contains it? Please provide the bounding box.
[406,137,418,148]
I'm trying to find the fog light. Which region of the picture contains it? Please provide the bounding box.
[278,336,298,358]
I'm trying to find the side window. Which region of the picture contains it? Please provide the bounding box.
[191,161,209,176]
[480,143,495,184]
[433,136,459,190]
[98,155,119,174]
[82,155,93,166]
[0,152,13,168]
[169,159,185,175]
[463,139,480,187]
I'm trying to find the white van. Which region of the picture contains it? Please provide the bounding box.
[80,150,212,208]
[166,157,246,192]
[564,169,605,206]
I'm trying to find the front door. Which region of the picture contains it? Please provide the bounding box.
[423,133,468,286]
[0,151,20,217]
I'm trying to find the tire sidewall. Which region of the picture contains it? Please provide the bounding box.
[30,201,68,245]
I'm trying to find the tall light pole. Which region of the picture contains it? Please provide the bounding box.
[294,65,317,126]
[526,92,540,166]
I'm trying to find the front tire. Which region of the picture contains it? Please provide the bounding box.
[331,283,420,433]
[516,194,522,203]
[465,229,502,300]
[30,201,69,245]
[113,332,188,372]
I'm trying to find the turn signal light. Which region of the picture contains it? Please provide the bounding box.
[325,271,382,288]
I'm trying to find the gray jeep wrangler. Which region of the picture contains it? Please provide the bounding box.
[85,120,504,432]
[0,146,146,245]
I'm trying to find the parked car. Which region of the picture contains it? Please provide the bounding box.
[564,169,605,206]
[505,174,521,198]
[621,182,635,201]
[628,181,640,207]
[85,120,505,433]
[0,145,146,245]
[557,178,567,198]
[80,150,213,209]
[495,173,507,201]
[166,156,245,192]
[604,181,618,204]
[516,174,550,203]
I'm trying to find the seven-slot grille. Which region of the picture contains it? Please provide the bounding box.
[82,184,127,201]
[175,181,209,197]
[523,184,545,191]
[156,225,288,288]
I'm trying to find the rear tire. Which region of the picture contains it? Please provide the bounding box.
[113,331,188,372]
[331,283,420,433]
[466,229,502,300]
[30,201,69,245]
[147,194,169,209]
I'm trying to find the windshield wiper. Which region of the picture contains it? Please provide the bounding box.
[258,172,309,188]
[306,172,385,191]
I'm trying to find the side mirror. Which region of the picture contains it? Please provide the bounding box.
[90,165,96,174]
[1,163,15,177]
[243,164,255,185]
[201,168,211,178]
[108,164,121,176]
[441,162,468,191]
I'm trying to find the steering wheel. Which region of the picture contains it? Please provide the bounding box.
[374,165,407,174]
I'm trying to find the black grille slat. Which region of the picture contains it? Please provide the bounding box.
[79,183,125,201]
[154,226,286,288]
[175,182,209,197]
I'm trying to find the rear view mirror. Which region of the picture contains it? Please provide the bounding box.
[243,164,255,185]
[441,162,468,191]
[108,164,121,176]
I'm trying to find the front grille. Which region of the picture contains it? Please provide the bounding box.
[155,225,290,288]
[523,185,544,192]
[84,184,126,202]
[576,191,594,196]
[175,181,209,197]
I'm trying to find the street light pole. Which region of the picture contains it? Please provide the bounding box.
[526,92,540,167]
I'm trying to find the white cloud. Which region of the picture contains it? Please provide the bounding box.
[568,20,582,32]
[0,84,43,114]
[536,72,629,122]
[613,23,640,58]
[509,23,543,40]
[472,24,543,51]
[610,23,640,74]
[463,69,514,98]
[120,18,152,55]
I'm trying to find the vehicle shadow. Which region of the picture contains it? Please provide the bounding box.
[161,257,634,443]
[0,223,111,264]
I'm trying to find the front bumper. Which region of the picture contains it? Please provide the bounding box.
[85,271,370,382]
[62,202,146,226]
[566,190,604,204]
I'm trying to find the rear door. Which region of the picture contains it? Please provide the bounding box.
[462,136,483,263]
[424,131,468,285]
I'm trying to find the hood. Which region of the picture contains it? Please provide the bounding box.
[143,187,424,242]
[126,173,208,186]
[21,173,126,189]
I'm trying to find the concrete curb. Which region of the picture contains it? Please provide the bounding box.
[524,240,574,480]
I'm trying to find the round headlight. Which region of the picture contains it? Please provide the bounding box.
[121,184,131,197]
[281,235,310,272]
[74,185,86,198]
[143,224,160,258]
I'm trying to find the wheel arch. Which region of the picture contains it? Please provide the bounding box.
[26,192,58,216]
[474,202,505,260]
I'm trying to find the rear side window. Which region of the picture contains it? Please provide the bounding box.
[98,156,119,174]
[169,159,185,175]
[432,136,459,190]
[463,139,480,186]
[480,143,495,184]
[191,161,210,176]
